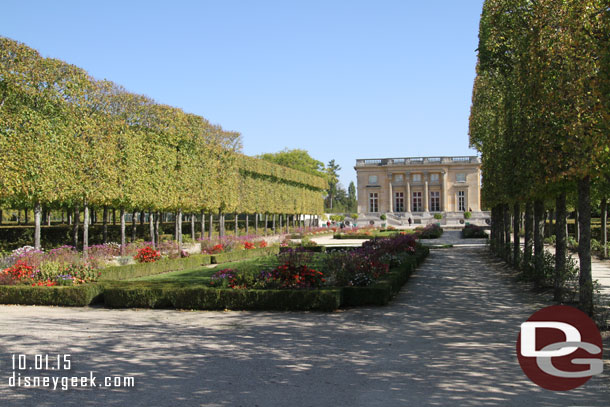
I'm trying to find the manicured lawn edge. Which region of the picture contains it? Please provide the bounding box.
[98,254,213,281]
[210,246,280,264]
[0,284,104,306]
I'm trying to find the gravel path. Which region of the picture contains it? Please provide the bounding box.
[0,247,608,406]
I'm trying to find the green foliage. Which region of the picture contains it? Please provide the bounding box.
[463,211,472,219]
[380,214,386,220]
[433,213,443,220]
[0,284,103,306]
[257,149,326,178]
[0,37,326,230]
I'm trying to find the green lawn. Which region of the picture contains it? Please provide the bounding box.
[131,256,275,283]
[131,253,330,284]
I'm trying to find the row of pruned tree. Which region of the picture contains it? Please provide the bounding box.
[0,37,326,254]
[469,0,610,315]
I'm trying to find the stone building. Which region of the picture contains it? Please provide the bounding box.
[354,156,486,225]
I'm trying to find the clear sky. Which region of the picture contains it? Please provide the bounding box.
[1,0,484,189]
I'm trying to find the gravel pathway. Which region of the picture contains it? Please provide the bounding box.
[0,247,608,406]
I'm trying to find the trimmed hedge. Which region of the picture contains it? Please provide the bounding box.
[342,246,429,306]
[210,246,280,264]
[0,284,103,306]
[98,254,212,281]
[333,233,376,239]
[102,283,342,311]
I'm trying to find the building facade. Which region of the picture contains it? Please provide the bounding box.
[355,156,482,218]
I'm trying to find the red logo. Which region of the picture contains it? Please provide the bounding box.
[516,305,603,391]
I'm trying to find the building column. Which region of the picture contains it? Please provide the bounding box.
[388,179,393,212]
[406,181,411,212]
[441,170,447,212]
[424,180,429,212]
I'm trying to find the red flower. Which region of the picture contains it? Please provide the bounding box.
[134,246,162,263]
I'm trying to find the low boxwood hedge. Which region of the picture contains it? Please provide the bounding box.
[210,246,279,264]
[0,284,103,306]
[102,282,342,311]
[98,254,212,281]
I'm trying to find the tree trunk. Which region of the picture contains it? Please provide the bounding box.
[504,203,511,263]
[513,203,520,267]
[191,213,196,241]
[555,192,567,302]
[534,199,545,283]
[149,211,156,248]
[200,210,205,238]
[208,213,213,238]
[102,206,108,243]
[575,209,580,242]
[177,209,183,249]
[140,211,145,226]
[120,208,126,256]
[601,197,607,259]
[245,214,249,235]
[175,211,179,241]
[131,210,137,242]
[83,200,89,257]
[219,212,225,238]
[25,208,29,224]
[524,201,534,270]
[255,213,259,235]
[113,209,116,225]
[34,202,42,250]
[73,206,80,249]
[578,176,593,315]
[264,214,268,235]
[272,214,276,234]
[234,212,238,236]
[61,210,65,224]
[279,214,283,231]
[155,212,160,246]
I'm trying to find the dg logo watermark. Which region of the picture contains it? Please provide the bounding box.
[516,305,604,391]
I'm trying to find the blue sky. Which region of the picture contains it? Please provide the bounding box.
[1,0,484,188]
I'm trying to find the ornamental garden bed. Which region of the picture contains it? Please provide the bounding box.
[0,234,428,311]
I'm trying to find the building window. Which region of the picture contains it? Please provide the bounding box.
[412,174,421,182]
[456,173,466,183]
[457,191,466,211]
[430,191,440,212]
[412,191,422,212]
[369,192,379,212]
[368,175,378,185]
[395,192,404,212]
[430,173,439,182]
[394,174,403,183]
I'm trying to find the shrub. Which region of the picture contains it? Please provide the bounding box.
[416,223,443,239]
[380,214,386,220]
[134,246,162,263]
[464,211,472,219]
[244,241,255,250]
[351,213,359,219]
[462,224,488,239]
[434,213,443,220]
